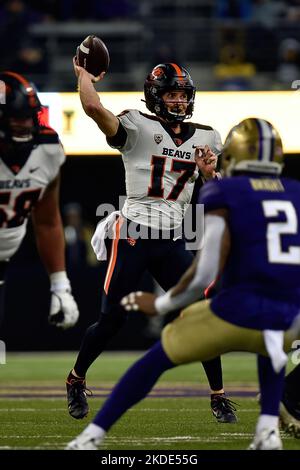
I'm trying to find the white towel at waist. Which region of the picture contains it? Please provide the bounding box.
[91,211,121,261]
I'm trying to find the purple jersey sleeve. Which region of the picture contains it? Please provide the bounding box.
[198,179,228,213]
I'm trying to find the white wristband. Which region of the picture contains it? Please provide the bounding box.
[50,271,71,292]
[154,292,174,316]
[155,289,201,315]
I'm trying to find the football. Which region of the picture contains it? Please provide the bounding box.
[76,35,110,77]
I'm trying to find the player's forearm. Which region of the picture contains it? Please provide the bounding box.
[35,220,66,274]
[155,280,203,316]
[78,71,118,136]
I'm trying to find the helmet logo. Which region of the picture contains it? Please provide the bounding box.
[154,134,163,144]
[151,67,164,80]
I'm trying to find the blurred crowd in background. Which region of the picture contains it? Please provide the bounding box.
[1,0,300,91]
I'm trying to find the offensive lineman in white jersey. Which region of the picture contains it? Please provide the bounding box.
[66,61,237,424]
[0,71,79,330]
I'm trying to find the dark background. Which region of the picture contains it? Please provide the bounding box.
[1,153,300,351]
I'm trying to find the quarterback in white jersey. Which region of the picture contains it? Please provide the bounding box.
[0,71,79,330]
[116,109,222,230]
[66,61,237,426]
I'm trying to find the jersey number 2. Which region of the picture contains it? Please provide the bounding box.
[148,156,196,200]
[262,200,300,264]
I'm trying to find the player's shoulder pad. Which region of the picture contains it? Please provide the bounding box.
[36,125,60,144]
[188,122,214,131]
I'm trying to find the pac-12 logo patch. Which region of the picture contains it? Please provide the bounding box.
[154,134,163,144]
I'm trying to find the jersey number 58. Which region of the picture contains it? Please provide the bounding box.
[0,189,41,228]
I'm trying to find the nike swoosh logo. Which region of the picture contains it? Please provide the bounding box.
[29,167,39,173]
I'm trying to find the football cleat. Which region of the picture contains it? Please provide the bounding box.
[65,429,103,450]
[66,374,91,419]
[211,394,238,423]
[280,392,300,439]
[248,427,282,450]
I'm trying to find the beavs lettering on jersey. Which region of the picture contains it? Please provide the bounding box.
[0,179,30,189]
[162,147,192,159]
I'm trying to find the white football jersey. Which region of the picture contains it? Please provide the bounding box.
[109,110,222,230]
[0,128,65,260]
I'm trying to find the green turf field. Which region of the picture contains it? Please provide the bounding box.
[0,351,299,450]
